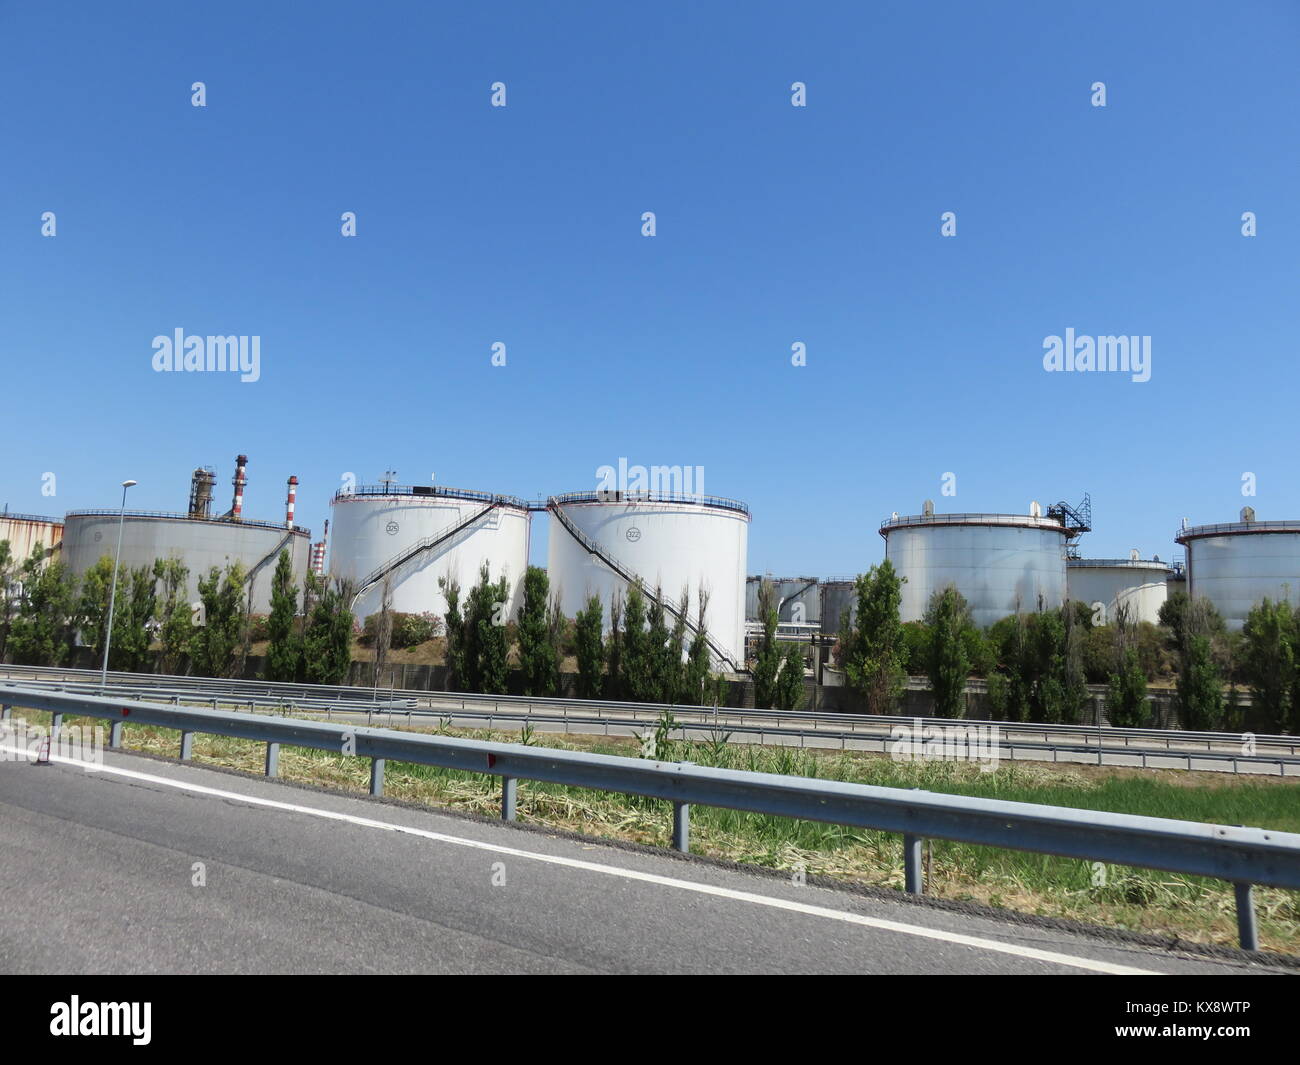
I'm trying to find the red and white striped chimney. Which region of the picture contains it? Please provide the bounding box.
[231,454,248,521]
[285,475,298,529]
[310,518,329,575]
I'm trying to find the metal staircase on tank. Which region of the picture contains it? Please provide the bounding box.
[546,497,740,672]
[1048,493,1092,560]
[349,500,502,609]
[244,529,298,591]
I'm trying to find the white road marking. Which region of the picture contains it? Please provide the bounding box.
[1,740,1160,975]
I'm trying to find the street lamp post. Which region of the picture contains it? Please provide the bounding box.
[100,479,137,689]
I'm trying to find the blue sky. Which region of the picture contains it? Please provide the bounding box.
[2,0,1297,575]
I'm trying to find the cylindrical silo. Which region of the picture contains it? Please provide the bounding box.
[819,578,858,636]
[746,576,820,626]
[329,483,531,622]
[1067,556,1170,625]
[1175,515,1300,630]
[881,510,1070,628]
[0,512,64,566]
[547,491,750,669]
[61,511,311,614]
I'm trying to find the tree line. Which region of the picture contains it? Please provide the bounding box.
[0,541,355,684]
[834,560,1299,733]
[433,563,731,706]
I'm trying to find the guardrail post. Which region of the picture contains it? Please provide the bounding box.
[502,776,517,821]
[265,742,280,778]
[180,731,194,761]
[903,834,923,894]
[0,704,9,721]
[370,758,385,797]
[1234,882,1258,950]
[109,721,123,748]
[672,801,690,853]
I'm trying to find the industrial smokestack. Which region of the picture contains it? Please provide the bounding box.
[231,454,248,522]
[310,517,329,575]
[285,475,298,529]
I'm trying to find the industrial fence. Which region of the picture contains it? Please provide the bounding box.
[2,684,1296,951]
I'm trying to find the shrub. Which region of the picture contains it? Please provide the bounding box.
[392,611,440,648]
[361,611,440,648]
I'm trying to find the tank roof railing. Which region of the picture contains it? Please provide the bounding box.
[64,509,311,538]
[1067,558,1172,570]
[880,512,1070,534]
[1176,520,1300,542]
[549,490,750,516]
[332,484,529,509]
[0,512,62,525]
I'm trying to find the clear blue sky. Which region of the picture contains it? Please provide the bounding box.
[2,0,1297,574]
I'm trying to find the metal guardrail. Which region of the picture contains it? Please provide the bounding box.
[4,677,1298,776]
[2,684,1297,951]
[1,663,1296,758]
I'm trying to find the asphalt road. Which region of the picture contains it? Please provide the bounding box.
[0,742,1282,975]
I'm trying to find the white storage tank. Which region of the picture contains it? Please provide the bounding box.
[1067,553,1170,626]
[1175,511,1300,630]
[329,483,531,622]
[881,505,1071,628]
[61,511,310,615]
[547,490,750,670]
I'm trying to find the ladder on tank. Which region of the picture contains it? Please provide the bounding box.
[546,497,740,672]
[348,500,502,610]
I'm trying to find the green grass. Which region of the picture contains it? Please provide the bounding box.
[17,708,1300,955]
